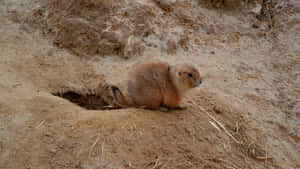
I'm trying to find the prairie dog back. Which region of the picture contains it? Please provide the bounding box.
[111,61,202,109]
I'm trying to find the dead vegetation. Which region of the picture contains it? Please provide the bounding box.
[196,94,274,166]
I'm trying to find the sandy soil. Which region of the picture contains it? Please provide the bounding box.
[0,0,299,169]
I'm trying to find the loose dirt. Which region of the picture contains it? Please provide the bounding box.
[0,0,299,169]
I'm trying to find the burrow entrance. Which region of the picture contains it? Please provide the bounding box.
[52,84,118,110]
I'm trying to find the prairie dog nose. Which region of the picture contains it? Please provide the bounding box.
[193,79,202,87]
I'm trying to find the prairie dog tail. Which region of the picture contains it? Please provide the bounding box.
[110,85,132,108]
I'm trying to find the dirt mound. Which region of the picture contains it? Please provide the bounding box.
[1,0,299,168]
[25,0,146,58]
[65,90,273,169]
[26,0,291,58]
[0,15,275,167]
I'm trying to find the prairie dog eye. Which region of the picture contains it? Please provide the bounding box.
[188,73,193,77]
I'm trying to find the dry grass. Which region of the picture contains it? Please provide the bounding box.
[198,102,273,166]
[199,105,242,144]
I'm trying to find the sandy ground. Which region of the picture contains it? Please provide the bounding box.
[0,0,299,169]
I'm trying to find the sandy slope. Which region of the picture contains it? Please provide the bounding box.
[0,0,299,168]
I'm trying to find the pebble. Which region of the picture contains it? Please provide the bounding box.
[295,73,300,85]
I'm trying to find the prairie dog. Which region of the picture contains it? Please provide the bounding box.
[111,61,202,110]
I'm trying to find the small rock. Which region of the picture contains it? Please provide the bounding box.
[12,83,22,88]
[296,112,300,118]
[122,160,132,168]
[295,73,300,85]
[167,40,177,55]
[287,103,294,109]
[278,111,286,118]
[206,25,216,35]
[46,48,55,56]
[288,128,300,142]
[50,148,57,153]
[251,4,262,15]
[44,132,52,137]
[153,0,174,12]
[178,34,189,51]
[266,120,274,124]
[252,23,259,29]
[213,105,224,114]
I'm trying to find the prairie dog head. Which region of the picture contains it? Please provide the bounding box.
[173,64,202,93]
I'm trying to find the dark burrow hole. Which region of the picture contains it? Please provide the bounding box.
[53,90,117,110]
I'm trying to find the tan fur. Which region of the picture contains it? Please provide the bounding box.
[111,61,202,109]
